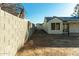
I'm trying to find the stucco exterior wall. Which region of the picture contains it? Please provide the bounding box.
[43,17,79,34]
[44,18,63,34]
[69,22,79,33]
[42,20,48,32]
[36,24,43,30]
[0,9,34,56]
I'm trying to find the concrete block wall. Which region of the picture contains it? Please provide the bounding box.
[0,9,35,56]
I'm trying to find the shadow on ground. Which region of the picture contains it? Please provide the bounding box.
[29,30,79,47]
[16,30,79,56]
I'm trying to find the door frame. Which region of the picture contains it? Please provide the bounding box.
[63,22,69,35]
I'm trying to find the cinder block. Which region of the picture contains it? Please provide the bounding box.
[0,9,35,56]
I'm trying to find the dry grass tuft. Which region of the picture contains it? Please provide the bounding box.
[16,30,79,56]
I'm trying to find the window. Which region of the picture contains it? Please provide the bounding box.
[51,23,60,30]
[51,23,55,30]
[56,23,60,30]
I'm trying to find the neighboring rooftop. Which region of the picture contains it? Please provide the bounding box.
[0,3,17,16]
[0,3,24,18]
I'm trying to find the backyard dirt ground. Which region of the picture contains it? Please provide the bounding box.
[16,30,79,56]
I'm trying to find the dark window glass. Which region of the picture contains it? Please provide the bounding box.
[51,23,60,30]
[51,23,55,30]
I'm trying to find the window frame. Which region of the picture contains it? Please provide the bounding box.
[51,23,55,30]
[51,23,60,30]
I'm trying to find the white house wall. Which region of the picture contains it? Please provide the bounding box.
[36,24,42,30]
[69,22,79,33]
[47,18,63,34]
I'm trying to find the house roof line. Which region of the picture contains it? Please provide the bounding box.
[45,16,79,22]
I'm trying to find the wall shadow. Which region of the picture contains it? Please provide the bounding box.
[29,30,79,48]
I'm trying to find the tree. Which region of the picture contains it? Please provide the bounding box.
[71,4,79,17]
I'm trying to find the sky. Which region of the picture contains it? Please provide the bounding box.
[23,3,77,24]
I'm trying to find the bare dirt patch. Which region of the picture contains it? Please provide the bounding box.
[16,30,79,56]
